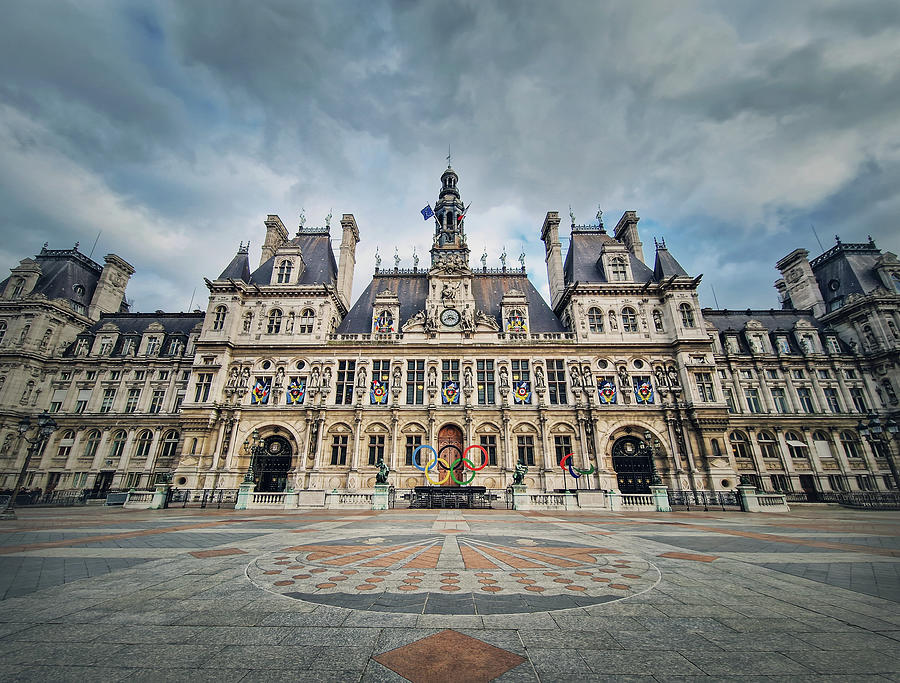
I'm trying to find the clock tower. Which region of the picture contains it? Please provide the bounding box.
[429,165,470,271]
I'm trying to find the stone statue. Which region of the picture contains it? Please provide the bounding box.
[240,367,250,389]
[310,366,321,388]
[243,312,252,333]
[298,208,306,229]
[413,248,419,269]
[375,459,389,485]
[274,367,285,390]
[667,366,680,387]
[322,367,332,388]
[499,365,510,390]
[652,310,663,332]
[518,251,526,270]
[285,313,294,333]
[569,205,575,226]
[392,364,402,387]
[617,366,629,387]
[608,311,618,330]
[394,247,400,269]
[461,307,474,331]
[325,210,332,228]
[374,247,381,270]
[654,366,667,387]
[481,249,487,269]
[441,281,457,302]
[428,366,437,389]
[464,365,473,390]
[535,364,545,388]
[500,247,507,269]
[357,365,368,388]
[513,462,528,486]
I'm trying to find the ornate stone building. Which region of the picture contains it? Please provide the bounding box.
[1,167,898,498]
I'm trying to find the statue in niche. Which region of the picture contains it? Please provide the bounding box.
[227,366,239,388]
[357,365,368,388]
[240,367,250,389]
[1,433,13,454]
[617,366,629,387]
[428,366,437,389]
[310,366,321,389]
[243,312,252,333]
[499,365,510,391]
[535,364,545,388]
[322,367,332,389]
[392,365,402,388]
[464,365,473,390]
[667,366,680,387]
[653,310,664,332]
[441,281,457,302]
[274,367,285,390]
[570,365,581,387]
[461,307,474,331]
[20,381,34,405]
[40,330,51,350]
[654,366,667,387]
[608,311,618,330]
[285,313,294,334]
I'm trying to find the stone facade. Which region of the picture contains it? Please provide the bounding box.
[0,168,898,497]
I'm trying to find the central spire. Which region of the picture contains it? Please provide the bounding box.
[430,165,470,270]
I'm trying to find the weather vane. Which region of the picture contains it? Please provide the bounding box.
[447,143,451,168]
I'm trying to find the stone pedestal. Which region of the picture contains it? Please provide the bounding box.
[511,484,529,510]
[651,485,671,512]
[607,489,622,511]
[737,485,759,512]
[235,482,255,510]
[149,484,170,510]
[372,484,390,510]
[283,489,298,509]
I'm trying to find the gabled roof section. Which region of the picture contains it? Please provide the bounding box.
[337,273,566,334]
[218,245,251,281]
[249,232,337,286]
[653,242,689,279]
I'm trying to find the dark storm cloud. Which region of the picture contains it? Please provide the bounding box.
[0,0,897,312]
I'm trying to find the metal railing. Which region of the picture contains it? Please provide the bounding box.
[0,489,88,507]
[668,490,743,511]
[818,491,900,510]
[166,488,238,509]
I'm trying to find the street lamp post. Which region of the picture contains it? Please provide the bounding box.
[857,414,900,491]
[642,430,664,486]
[241,429,266,485]
[1,413,58,520]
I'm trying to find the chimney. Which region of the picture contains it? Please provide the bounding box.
[775,248,825,316]
[337,214,360,309]
[87,254,135,320]
[541,211,564,309]
[260,215,288,267]
[613,211,644,262]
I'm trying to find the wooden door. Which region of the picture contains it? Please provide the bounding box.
[437,424,464,487]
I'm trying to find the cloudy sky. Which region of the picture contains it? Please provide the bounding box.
[2,0,898,313]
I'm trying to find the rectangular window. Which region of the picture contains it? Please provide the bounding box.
[181,370,191,381]
[49,388,66,414]
[477,359,495,405]
[792,369,805,380]
[125,388,141,413]
[406,360,425,405]
[98,338,113,355]
[770,474,791,492]
[146,337,159,355]
[856,475,874,491]
[797,387,815,413]
[884,475,896,490]
[724,388,736,413]
[823,388,840,413]
[149,389,165,414]
[330,435,348,466]
[516,435,535,466]
[553,435,572,466]
[850,387,868,413]
[86,370,96,380]
[134,370,145,381]
[60,371,72,381]
[844,369,857,379]
[479,435,497,466]
[99,388,116,413]
[173,393,184,412]
[367,435,385,466]
[740,369,753,380]
[511,359,530,383]
[158,370,169,381]
[745,388,762,414]
[717,369,727,379]
[405,435,423,466]
[194,372,213,402]
[828,474,846,492]
[694,372,715,402]
[771,387,788,413]
[546,359,568,405]
[372,360,391,384]
[441,359,459,383]
[75,389,91,414]
[110,370,121,381]
[817,369,831,379]
[335,360,356,404]
[766,369,779,379]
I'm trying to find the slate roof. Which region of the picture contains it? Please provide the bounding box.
[218,248,251,281]
[702,308,846,353]
[64,312,204,357]
[653,246,689,279]
[247,232,338,286]
[562,231,656,285]
[809,242,885,306]
[337,273,566,334]
[0,248,106,311]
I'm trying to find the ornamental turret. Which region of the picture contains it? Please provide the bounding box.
[430,165,470,271]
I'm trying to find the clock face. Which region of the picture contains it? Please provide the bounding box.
[440,308,461,327]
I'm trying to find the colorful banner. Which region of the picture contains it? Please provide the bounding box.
[370,378,388,404]
[506,312,527,332]
[442,380,460,404]
[251,379,271,405]
[598,378,617,404]
[513,380,531,404]
[286,379,305,405]
[373,310,394,333]
[634,377,654,404]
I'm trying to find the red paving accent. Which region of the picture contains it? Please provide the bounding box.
[476,547,544,569]
[189,548,247,558]
[360,545,425,567]
[375,630,526,683]
[658,551,719,562]
[461,546,501,570]
[610,583,630,590]
[402,546,441,569]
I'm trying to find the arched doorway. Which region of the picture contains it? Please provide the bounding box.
[611,435,653,494]
[437,424,464,487]
[253,435,293,492]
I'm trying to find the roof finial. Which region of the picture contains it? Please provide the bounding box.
[447,143,451,168]
[518,250,526,271]
[569,205,575,228]
[596,204,605,232]
[394,246,400,269]
[480,248,487,269]
[325,209,332,228]
[374,246,381,271]
[835,234,842,245]
[297,208,306,236]
[500,246,507,269]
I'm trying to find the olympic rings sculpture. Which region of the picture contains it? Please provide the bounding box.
[412,444,489,485]
[559,453,596,478]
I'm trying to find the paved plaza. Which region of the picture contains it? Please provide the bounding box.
[0,505,899,681]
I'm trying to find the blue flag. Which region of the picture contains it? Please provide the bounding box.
[421,204,434,220]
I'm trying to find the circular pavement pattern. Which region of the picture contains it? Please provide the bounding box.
[247,531,659,614]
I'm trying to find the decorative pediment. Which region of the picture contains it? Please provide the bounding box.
[401,422,427,434]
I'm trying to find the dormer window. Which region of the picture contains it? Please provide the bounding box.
[212,305,227,331]
[298,308,315,334]
[98,337,113,355]
[267,309,283,334]
[276,260,292,284]
[679,303,695,328]
[11,279,24,298]
[0,321,6,345]
[146,337,160,355]
[609,257,628,282]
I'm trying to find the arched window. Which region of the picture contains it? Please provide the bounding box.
[729,430,750,458]
[134,430,154,458]
[609,257,628,281]
[212,306,227,331]
[276,260,292,284]
[298,308,315,334]
[784,431,808,459]
[109,430,127,459]
[56,430,76,459]
[679,303,695,328]
[82,430,101,460]
[160,430,180,460]
[587,307,604,333]
[267,309,282,334]
[621,307,638,333]
[0,321,6,345]
[757,431,779,459]
[840,431,862,458]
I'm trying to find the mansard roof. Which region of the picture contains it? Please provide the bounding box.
[702,308,825,333]
[337,272,566,334]
[562,231,655,285]
[63,312,204,357]
[809,239,885,302]
[249,232,337,286]
[0,246,104,311]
